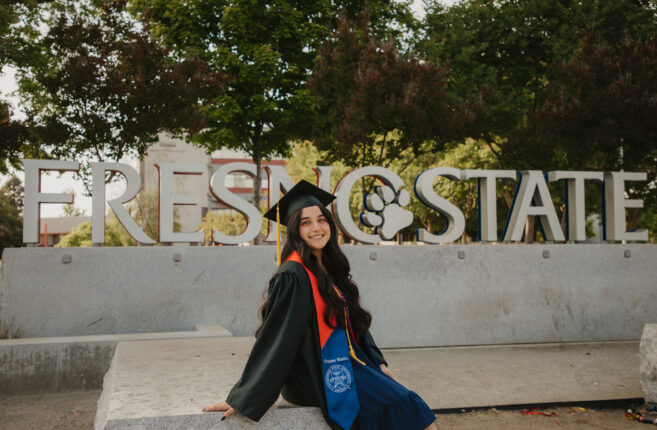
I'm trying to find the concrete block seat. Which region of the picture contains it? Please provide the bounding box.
[0,324,232,395]
[94,337,642,429]
[641,324,657,403]
[94,337,330,429]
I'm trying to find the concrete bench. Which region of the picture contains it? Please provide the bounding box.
[641,324,657,403]
[94,337,331,429]
[94,337,642,429]
[0,324,231,395]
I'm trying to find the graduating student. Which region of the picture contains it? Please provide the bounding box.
[203,180,436,430]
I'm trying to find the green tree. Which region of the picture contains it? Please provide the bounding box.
[55,220,129,247]
[639,208,657,244]
[419,0,657,240]
[419,0,657,169]
[0,175,24,256]
[134,0,414,209]
[307,15,485,171]
[284,140,363,242]
[125,189,173,241]
[200,209,268,245]
[285,140,350,186]
[1,175,23,214]
[286,139,507,244]
[530,34,657,231]
[61,204,87,217]
[55,189,180,246]
[16,0,225,183]
[60,188,86,217]
[0,0,47,173]
[386,138,507,243]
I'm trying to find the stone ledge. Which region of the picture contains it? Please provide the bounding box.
[95,337,330,429]
[104,406,329,430]
[0,324,232,395]
[0,323,232,346]
[4,245,657,346]
[641,324,657,403]
[94,337,642,429]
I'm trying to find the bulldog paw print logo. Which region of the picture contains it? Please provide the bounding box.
[360,185,413,240]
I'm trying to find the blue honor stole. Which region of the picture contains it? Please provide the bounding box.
[287,252,360,430]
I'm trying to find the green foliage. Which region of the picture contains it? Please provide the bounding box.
[419,0,657,238]
[61,188,86,217]
[0,0,44,66]
[286,139,505,243]
[200,199,269,244]
[391,139,506,242]
[0,175,23,256]
[55,189,180,246]
[639,207,657,244]
[285,140,365,242]
[419,0,657,169]
[55,219,131,247]
[15,0,225,181]
[307,15,485,169]
[0,1,47,173]
[125,189,176,241]
[1,175,23,214]
[134,0,414,206]
[285,140,350,186]
[61,204,87,217]
[533,35,657,204]
[0,316,23,339]
[200,209,267,244]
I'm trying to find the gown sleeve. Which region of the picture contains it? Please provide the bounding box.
[226,270,311,422]
[365,330,387,366]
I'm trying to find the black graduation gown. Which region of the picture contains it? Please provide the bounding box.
[225,260,387,429]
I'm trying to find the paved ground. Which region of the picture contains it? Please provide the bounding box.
[1,339,647,429]
[0,390,100,430]
[0,390,649,430]
[385,340,642,408]
[96,338,642,423]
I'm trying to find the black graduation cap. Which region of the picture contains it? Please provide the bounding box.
[264,180,336,227]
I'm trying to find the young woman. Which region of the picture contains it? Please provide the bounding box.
[203,180,436,430]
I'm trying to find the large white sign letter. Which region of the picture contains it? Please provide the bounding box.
[503,171,565,242]
[209,162,262,245]
[548,171,603,242]
[462,169,516,242]
[22,159,80,244]
[157,163,204,243]
[414,167,465,244]
[314,166,334,193]
[91,162,155,245]
[603,171,648,241]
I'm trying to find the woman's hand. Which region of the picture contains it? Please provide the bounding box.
[380,364,398,381]
[202,400,237,420]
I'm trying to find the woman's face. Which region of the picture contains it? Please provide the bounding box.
[298,205,331,255]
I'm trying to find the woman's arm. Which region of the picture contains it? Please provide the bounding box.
[364,330,398,380]
[364,330,387,366]
[206,269,311,422]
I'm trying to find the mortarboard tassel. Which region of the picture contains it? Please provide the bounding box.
[333,286,366,365]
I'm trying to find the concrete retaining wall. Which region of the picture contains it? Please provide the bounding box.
[0,325,231,395]
[2,245,656,348]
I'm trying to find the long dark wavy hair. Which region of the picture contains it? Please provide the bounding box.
[255,204,372,341]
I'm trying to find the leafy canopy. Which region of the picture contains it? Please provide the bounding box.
[16,0,225,178]
[307,14,486,170]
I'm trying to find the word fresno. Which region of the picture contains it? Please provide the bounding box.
[21,159,648,245]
